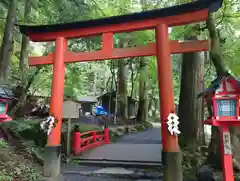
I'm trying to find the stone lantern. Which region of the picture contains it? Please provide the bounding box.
[198,73,240,126]
[0,85,13,122]
[197,72,240,181]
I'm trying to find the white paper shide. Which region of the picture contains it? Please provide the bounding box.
[40,116,56,135]
[167,113,180,135]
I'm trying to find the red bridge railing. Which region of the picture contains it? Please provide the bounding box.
[72,126,110,155]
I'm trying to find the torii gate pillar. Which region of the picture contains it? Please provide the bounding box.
[43,37,67,180]
[156,24,182,181]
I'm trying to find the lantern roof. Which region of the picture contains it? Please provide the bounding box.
[0,85,13,99]
[197,72,240,98]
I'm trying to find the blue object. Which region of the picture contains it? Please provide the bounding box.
[216,99,236,116]
[95,106,108,115]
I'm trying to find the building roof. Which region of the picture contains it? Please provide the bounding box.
[16,0,222,36]
[29,95,98,103]
[77,96,98,103]
[98,91,138,102]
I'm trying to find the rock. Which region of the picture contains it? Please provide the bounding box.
[115,131,124,137]
[196,165,217,181]
[117,127,125,132]
[131,128,137,133]
[141,124,146,130]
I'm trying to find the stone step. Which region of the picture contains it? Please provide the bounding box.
[62,165,162,180]
[70,158,162,168]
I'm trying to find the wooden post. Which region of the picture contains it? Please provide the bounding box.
[43,37,67,180]
[155,24,182,181]
[220,126,234,181]
[66,118,72,157]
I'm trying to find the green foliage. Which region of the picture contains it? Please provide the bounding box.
[0,0,239,176]
[182,146,207,179]
[62,122,102,134]
[141,121,154,129]
[0,138,40,181]
[2,118,42,132]
[0,0,237,106]
[3,119,46,146]
[2,119,46,164]
[0,138,8,148]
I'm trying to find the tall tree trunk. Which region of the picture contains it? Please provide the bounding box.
[196,49,205,145]
[0,0,17,80]
[109,61,115,116]
[88,72,96,95]
[206,13,227,76]
[206,12,240,170]
[137,57,149,123]
[19,0,31,71]
[130,61,134,98]
[178,36,205,146]
[206,13,226,168]
[116,40,128,123]
[11,0,32,117]
[135,0,149,123]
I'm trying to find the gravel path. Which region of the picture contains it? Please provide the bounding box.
[116,128,161,144]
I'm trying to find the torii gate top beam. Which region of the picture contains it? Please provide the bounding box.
[16,0,222,42]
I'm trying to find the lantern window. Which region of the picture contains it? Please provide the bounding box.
[0,102,6,115]
[216,99,236,116]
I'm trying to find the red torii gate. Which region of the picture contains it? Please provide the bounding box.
[17,0,223,181]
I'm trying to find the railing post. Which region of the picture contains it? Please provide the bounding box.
[73,131,81,155]
[92,131,97,142]
[104,124,110,144]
